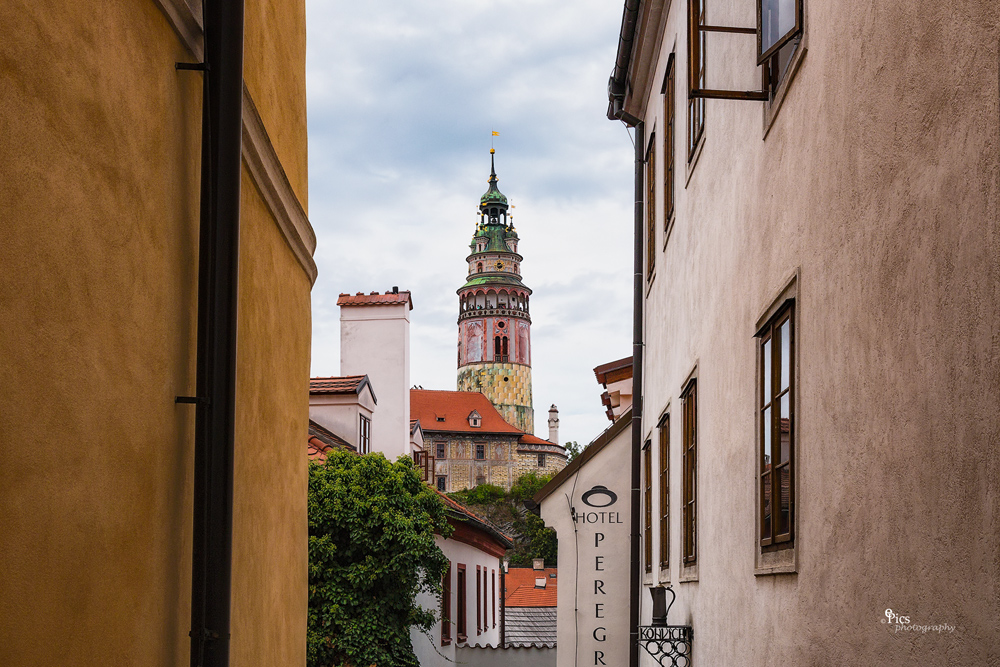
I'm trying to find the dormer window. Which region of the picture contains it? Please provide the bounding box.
[468,410,482,428]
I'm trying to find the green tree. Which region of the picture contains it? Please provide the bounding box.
[308,450,452,667]
[447,472,559,567]
[564,440,582,462]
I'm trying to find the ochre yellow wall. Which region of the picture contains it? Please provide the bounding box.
[244,0,309,207]
[0,0,310,664]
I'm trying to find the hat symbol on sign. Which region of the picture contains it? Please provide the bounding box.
[581,485,618,508]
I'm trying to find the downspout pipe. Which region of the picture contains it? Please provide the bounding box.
[189,0,245,665]
[627,120,644,667]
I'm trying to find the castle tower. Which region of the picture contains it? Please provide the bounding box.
[456,149,534,433]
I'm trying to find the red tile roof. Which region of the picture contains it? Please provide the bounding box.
[309,374,373,397]
[504,568,558,607]
[436,489,513,547]
[410,390,523,434]
[307,419,356,461]
[337,290,413,309]
[519,434,557,446]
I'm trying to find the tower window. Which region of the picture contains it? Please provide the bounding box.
[477,262,483,273]
[475,444,486,460]
[537,453,546,467]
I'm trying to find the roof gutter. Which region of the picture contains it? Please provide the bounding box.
[607,0,642,122]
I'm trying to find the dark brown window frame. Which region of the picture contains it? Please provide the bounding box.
[476,565,482,635]
[643,441,653,573]
[491,569,496,628]
[359,414,371,454]
[681,379,697,566]
[662,56,676,234]
[475,443,485,460]
[757,0,803,64]
[441,563,452,645]
[757,300,795,549]
[646,135,656,279]
[457,564,467,642]
[658,413,670,570]
[537,453,546,468]
[436,442,446,459]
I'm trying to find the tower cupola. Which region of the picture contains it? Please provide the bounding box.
[457,149,534,434]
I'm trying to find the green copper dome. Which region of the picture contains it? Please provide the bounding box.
[480,149,508,208]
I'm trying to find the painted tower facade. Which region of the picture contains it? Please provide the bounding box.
[457,150,534,433]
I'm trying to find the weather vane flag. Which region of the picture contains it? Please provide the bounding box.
[491,129,499,149]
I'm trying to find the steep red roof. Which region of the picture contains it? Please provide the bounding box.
[337,290,413,309]
[519,434,557,446]
[504,568,558,607]
[309,374,372,397]
[410,390,522,434]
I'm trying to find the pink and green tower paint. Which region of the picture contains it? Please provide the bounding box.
[456,149,534,433]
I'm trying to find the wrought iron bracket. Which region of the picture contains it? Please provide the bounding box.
[638,625,693,667]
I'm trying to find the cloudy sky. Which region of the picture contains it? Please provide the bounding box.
[305,0,635,447]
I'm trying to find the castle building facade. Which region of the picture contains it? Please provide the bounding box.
[456,150,534,434]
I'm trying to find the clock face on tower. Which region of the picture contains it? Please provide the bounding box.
[495,261,504,271]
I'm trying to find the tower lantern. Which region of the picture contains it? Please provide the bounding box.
[457,149,534,433]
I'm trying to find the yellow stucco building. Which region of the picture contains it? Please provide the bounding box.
[0,0,314,664]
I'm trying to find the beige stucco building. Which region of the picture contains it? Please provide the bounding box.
[1,0,314,664]
[607,0,1000,664]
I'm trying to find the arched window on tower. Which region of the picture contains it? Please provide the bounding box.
[494,336,502,360]
[477,262,483,273]
[502,336,509,359]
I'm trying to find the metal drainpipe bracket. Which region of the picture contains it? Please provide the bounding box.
[637,625,693,667]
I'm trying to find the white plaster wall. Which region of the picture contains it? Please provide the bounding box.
[625,0,1000,664]
[540,427,631,667]
[412,536,503,667]
[340,303,410,460]
[308,392,374,449]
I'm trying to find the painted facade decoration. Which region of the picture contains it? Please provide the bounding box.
[456,150,534,434]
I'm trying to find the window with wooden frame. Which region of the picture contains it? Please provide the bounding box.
[359,414,371,454]
[441,563,452,645]
[646,136,656,278]
[476,565,482,635]
[437,476,447,492]
[643,441,653,573]
[436,442,446,459]
[483,568,488,632]
[687,0,707,161]
[686,0,803,117]
[758,301,794,548]
[662,57,675,229]
[475,443,485,460]
[457,565,467,642]
[681,380,697,565]
[658,414,670,570]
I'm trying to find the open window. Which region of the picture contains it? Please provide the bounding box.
[688,0,802,103]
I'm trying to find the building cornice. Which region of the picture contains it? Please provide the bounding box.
[152,0,318,285]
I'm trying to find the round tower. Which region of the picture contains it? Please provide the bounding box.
[456,149,534,433]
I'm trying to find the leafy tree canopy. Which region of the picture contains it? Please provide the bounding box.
[308,450,452,667]
[564,440,582,462]
[448,472,558,568]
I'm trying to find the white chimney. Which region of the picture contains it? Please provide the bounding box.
[547,404,559,444]
[338,290,412,460]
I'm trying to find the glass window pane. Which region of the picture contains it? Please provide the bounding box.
[780,318,790,390]
[762,406,772,468]
[763,338,772,403]
[779,393,790,464]
[761,0,797,57]
[779,466,790,534]
[762,473,772,539]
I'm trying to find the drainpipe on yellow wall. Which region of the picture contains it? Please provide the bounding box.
[186,0,245,665]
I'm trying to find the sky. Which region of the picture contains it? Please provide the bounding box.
[305,0,635,448]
